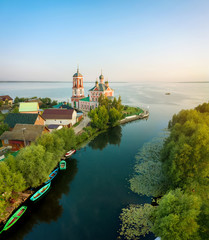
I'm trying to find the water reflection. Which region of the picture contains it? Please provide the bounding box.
[88,126,122,150]
[1,159,78,240]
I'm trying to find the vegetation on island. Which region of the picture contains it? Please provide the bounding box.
[88,95,123,129]
[88,95,143,130]
[118,102,209,240]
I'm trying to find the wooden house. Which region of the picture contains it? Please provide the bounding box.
[4,113,45,129]
[0,95,13,105]
[0,124,49,151]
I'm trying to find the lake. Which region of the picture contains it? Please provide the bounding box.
[0,81,209,240]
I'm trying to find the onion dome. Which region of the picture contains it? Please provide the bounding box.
[73,67,83,77]
[99,74,104,80]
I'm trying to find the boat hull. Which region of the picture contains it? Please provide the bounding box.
[60,160,66,170]
[45,168,59,184]
[65,149,76,158]
[0,206,27,233]
[30,182,51,201]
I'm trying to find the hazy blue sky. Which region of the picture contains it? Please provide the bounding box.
[0,0,209,82]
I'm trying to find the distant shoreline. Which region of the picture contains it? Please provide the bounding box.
[0,80,208,83]
[0,81,128,83]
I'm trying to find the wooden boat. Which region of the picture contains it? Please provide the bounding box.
[65,149,76,158]
[30,182,51,201]
[59,160,66,170]
[45,168,59,184]
[0,206,27,234]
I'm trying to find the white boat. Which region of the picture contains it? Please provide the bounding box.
[65,149,76,158]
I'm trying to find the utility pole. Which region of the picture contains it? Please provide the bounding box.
[22,128,26,147]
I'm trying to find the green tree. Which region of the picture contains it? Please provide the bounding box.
[0,162,26,199]
[161,121,209,197]
[109,107,121,126]
[0,122,9,135]
[53,127,76,152]
[195,102,209,113]
[36,132,65,160]
[152,189,201,240]
[11,106,19,113]
[89,105,109,130]
[16,145,54,187]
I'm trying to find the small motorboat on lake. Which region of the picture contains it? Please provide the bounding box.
[30,182,51,201]
[45,168,59,184]
[65,149,76,158]
[59,160,66,170]
[0,206,27,234]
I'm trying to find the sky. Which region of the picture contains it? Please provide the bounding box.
[0,0,209,82]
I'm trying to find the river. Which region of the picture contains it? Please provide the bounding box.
[0,81,209,240]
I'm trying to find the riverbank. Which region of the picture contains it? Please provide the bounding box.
[0,107,148,229]
[0,190,33,226]
[120,111,149,124]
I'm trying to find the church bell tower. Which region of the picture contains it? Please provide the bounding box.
[71,67,85,109]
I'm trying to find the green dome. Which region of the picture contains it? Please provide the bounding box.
[99,74,104,79]
[73,72,83,77]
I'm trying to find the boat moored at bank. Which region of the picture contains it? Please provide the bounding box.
[45,168,59,184]
[30,182,51,201]
[59,160,66,170]
[65,149,76,158]
[0,206,27,234]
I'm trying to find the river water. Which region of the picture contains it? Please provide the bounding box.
[0,81,209,240]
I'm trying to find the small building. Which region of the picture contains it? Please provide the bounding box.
[0,124,49,151]
[19,102,40,114]
[0,95,13,105]
[47,124,63,132]
[42,109,77,127]
[4,113,45,129]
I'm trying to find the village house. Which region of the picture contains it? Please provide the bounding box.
[71,68,114,111]
[42,108,77,129]
[19,102,40,114]
[4,113,45,129]
[0,95,13,105]
[0,124,49,151]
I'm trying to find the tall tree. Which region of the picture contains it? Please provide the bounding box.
[16,145,54,187]
[152,189,201,240]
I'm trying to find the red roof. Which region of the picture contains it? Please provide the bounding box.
[42,109,75,120]
[0,95,13,101]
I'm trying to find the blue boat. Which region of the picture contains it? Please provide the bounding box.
[45,168,59,184]
[30,182,51,201]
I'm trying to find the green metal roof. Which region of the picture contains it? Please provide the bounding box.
[79,96,90,102]
[4,113,39,128]
[19,102,39,112]
[89,83,110,92]
[52,102,63,108]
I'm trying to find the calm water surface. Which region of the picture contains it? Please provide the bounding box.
[0,81,209,240]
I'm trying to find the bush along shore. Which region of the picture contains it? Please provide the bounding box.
[118,102,209,240]
[0,95,147,228]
